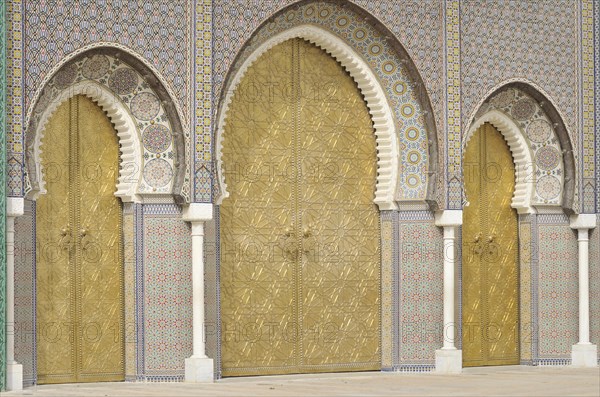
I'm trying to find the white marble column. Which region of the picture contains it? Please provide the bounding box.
[569,214,598,367]
[6,198,24,390]
[182,203,214,382]
[434,210,463,373]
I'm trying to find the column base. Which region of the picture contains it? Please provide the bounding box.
[435,349,462,374]
[185,356,214,382]
[7,362,23,391]
[571,344,598,367]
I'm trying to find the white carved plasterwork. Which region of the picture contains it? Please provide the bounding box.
[465,88,565,213]
[26,52,188,203]
[215,25,399,210]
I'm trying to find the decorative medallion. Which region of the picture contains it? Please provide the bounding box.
[489,88,515,108]
[143,124,172,153]
[130,92,160,121]
[535,146,561,171]
[109,68,138,95]
[82,54,110,80]
[527,119,552,143]
[511,98,536,121]
[536,175,561,201]
[53,64,77,89]
[143,158,173,188]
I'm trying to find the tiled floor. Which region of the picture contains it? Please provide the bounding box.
[3,366,599,396]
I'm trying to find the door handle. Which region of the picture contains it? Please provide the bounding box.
[59,225,71,250]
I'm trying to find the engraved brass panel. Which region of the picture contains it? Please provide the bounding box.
[462,123,519,366]
[220,39,380,376]
[36,95,124,383]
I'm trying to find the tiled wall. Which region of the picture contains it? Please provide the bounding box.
[13,200,35,386]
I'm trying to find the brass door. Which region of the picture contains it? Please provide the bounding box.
[220,38,380,376]
[36,95,124,383]
[462,122,519,366]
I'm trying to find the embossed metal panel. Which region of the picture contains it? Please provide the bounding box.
[220,39,380,376]
[37,96,124,383]
[462,123,519,366]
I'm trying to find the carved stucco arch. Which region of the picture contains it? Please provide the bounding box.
[25,46,188,203]
[464,82,575,214]
[466,110,535,214]
[32,81,142,202]
[216,25,399,210]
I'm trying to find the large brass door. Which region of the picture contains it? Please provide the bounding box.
[36,95,124,383]
[220,39,380,376]
[462,123,519,366]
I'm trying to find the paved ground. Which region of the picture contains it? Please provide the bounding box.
[3,366,599,397]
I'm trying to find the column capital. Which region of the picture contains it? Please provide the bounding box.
[7,197,25,218]
[434,210,463,227]
[182,203,213,223]
[569,214,596,230]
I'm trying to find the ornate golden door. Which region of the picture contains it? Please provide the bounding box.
[36,95,124,383]
[220,39,380,376]
[462,122,519,366]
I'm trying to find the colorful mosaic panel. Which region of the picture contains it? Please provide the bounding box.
[380,212,394,370]
[589,219,600,357]
[7,0,23,197]
[595,0,600,213]
[214,0,430,202]
[13,200,35,386]
[518,216,532,363]
[122,204,136,381]
[26,54,187,200]
[446,0,462,209]
[398,221,443,365]
[141,207,192,380]
[461,0,579,147]
[194,0,212,202]
[473,88,565,207]
[0,2,7,388]
[537,222,578,359]
[22,0,190,121]
[581,0,595,213]
[204,207,219,377]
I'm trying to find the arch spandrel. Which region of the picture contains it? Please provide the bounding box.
[25,47,189,204]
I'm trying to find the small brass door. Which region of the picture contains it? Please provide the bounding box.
[462,122,519,366]
[220,39,380,376]
[36,95,124,383]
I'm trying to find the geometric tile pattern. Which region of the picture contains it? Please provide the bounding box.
[446,0,462,209]
[590,219,600,360]
[27,54,184,199]
[213,0,430,201]
[380,212,394,370]
[122,204,136,381]
[473,88,565,206]
[22,0,191,120]
[7,0,190,198]
[536,218,578,361]
[461,0,580,151]
[595,0,600,213]
[518,216,533,364]
[7,0,24,197]
[194,0,212,202]
[13,201,35,387]
[581,0,595,213]
[0,1,6,389]
[398,221,444,365]
[139,205,192,381]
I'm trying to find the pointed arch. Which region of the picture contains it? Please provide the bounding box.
[25,46,189,203]
[215,25,398,210]
[465,83,575,214]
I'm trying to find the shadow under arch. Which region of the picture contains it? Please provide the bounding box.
[25,46,188,203]
[215,0,440,210]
